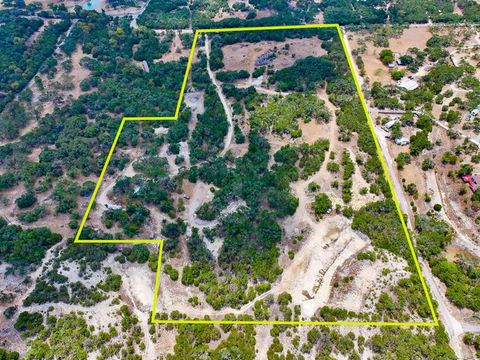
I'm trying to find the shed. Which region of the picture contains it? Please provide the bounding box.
[461,175,480,192]
[398,78,419,91]
[394,136,409,146]
[383,119,397,131]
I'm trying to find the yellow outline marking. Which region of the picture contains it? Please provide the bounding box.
[75,23,438,327]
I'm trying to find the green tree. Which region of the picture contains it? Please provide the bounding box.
[312,193,332,218]
[379,49,394,65]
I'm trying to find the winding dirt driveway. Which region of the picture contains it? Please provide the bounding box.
[204,35,234,157]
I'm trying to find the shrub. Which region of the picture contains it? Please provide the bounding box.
[312,193,332,218]
[15,191,37,209]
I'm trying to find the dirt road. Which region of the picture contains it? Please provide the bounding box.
[434,120,480,147]
[204,35,234,157]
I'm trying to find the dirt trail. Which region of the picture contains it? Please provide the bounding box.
[374,127,414,225]
[183,91,205,136]
[236,82,290,97]
[0,20,79,148]
[316,87,337,146]
[434,120,480,147]
[204,35,234,157]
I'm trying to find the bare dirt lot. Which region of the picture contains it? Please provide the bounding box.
[348,27,431,85]
[156,31,191,63]
[222,37,327,74]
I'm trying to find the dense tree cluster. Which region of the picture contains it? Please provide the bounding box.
[321,0,387,25]
[137,0,190,29]
[0,218,62,269]
[269,56,335,91]
[416,215,480,311]
[352,200,410,260]
[0,12,70,112]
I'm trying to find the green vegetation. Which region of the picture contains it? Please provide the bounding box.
[352,200,410,260]
[216,69,249,82]
[0,173,16,190]
[379,49,394,65]
[390,0,457,24]
[18,205,48,223]
[370,326,455,359]
[23,310,142,359]
[0,13,70,112]
[189,54,228,162]
[464,332,480,358]
[312,193,332,218]
[103,203,150,237]
[269,56,334,91]
[163,264,179,281]
[14,311,44,337]
[134,29,174,62]
[138,0,190,29]
[15,190,37,209]
[98,273,122,292]
[122,244,150,263]
[0,218,62,269]
[249,93,330,135]
[0,101,27,140]
[167,320,256,359]
[416,215,480,311]
[321,0,387,25]
[321,0,469,25]
[0,348,18,360]
[396,152,411,169]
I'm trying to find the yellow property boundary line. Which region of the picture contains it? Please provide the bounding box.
[74,23,438,327]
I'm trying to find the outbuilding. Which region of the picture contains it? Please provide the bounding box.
[394,136,410,146]
[398,78,419,91]
[383,119,397,131]
[461,175,480,192]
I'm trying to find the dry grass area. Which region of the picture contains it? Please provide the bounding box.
[0,173,94,238]
[213,0,275,21]
[348,27,431,85]
[27,45,92,119]
[329,247,408,313]
[222,37,326,75]
[444,244,475,262]
[156,31,192,63]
